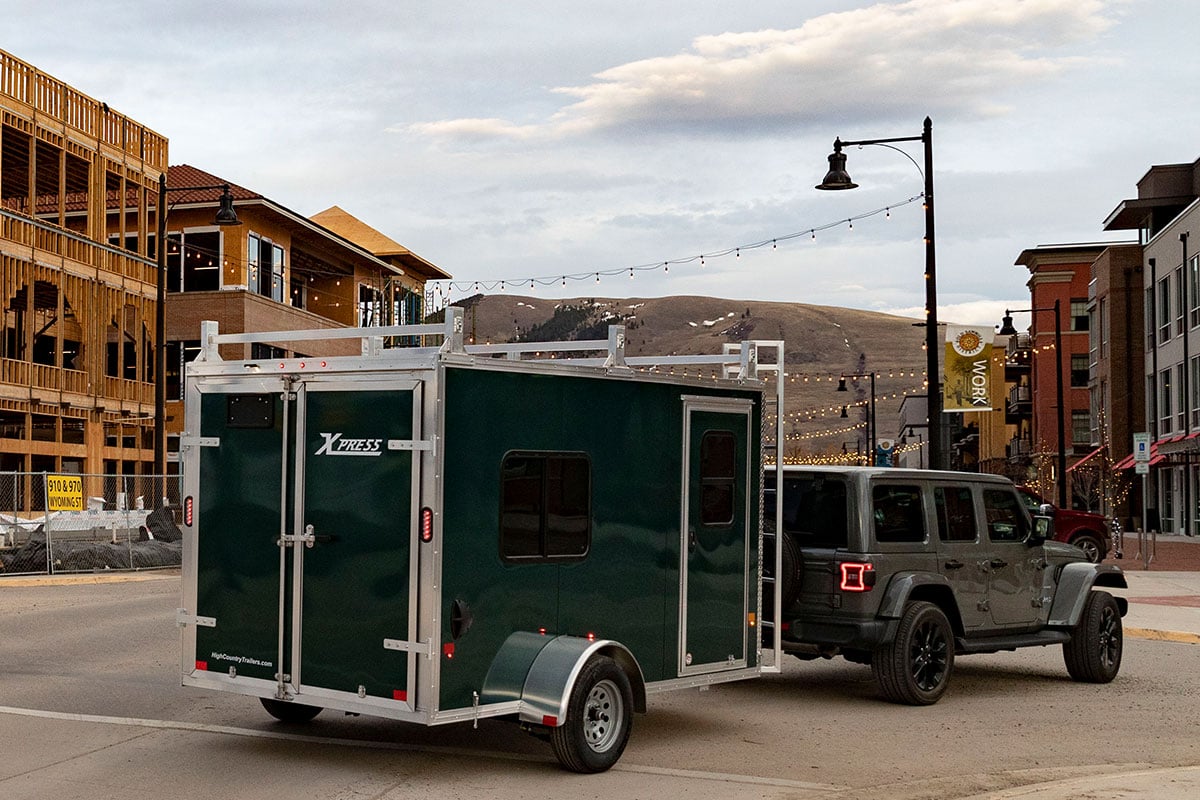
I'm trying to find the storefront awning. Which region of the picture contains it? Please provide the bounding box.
[1067,446,1105,472]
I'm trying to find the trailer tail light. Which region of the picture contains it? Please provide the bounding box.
[839,562,876,592]
[420,507,433,543]
[442,643,455,659]
[184,496,194,527]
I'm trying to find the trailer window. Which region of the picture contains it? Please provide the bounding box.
[500,453,590,562]
[700,431,736,526]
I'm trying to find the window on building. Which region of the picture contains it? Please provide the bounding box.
[1177,267,1187,337]
[250,343,287,361]
[500,452,590,562]
[1190,255,1200,329]
[1072,409,1091,447]
[1147,287,1157,350]
[248,233,285,301]
[1070,299,1089,332]
[1160,368,1173,434]
[1179,363,1188,432]
[1090,384,1102,445]
[1071,354,1089,387]
[1098,296,1108,359]
[358,284,383,327]
[1158,277,1172,343]
[165,340,201,400]
[1192,355,1200,430]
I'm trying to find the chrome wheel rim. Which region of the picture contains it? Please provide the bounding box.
[583,679,623,752]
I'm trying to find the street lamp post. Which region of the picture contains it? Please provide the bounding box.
[154,174,241,507]
[905,424,928,469]
[838,372,877,465]
[817,117,940,469]
[999,300,1067,508]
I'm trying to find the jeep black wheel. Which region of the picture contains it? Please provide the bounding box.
[872,601,954,705]
[260,697,322,723]
[1063,590,1122,683]
[549,655,633,773]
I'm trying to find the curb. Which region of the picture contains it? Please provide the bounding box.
[0,570,179,588]
[1124,626,1200,645]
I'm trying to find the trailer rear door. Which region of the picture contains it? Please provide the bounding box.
[679,397,753,675]
[189,377,424,713]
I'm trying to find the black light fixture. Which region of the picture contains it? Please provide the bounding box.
[836,372,877,465]
[154,175,242,507]
[840,405,849,418]
[999,301,1066,508]
[817,118,939,469]
[816,142,858,191]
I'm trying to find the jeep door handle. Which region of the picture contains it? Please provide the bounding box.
[944,559,964,570]
[989,558,1008,569]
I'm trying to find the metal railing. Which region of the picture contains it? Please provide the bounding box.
[0,473,181,576]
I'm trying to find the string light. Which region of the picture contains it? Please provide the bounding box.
[433,193,923,299]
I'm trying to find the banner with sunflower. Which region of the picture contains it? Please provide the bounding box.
[943,325,994,412]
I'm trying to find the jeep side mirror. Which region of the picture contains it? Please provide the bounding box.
[1029,515,1053,545]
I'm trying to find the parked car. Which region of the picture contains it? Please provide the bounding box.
[763,466,1127,705]
[1015,485,1109,563]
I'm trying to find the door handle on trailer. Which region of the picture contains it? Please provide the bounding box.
[943,559,964,570]
[688,527,697,553]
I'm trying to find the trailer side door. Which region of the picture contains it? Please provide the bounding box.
[679,397,754,675]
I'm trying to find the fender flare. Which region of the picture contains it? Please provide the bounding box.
[876,571,956,619]
[480,632,646,727]
[1048,563,1129,626]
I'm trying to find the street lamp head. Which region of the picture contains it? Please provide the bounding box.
[840,405,849,419]
[816,143,858,191]
[998,312,1019,337]
[214,185,242,226]
[836,376,848,392]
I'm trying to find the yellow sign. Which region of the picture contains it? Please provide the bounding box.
[47,474,84,512]
[943,325,994,413]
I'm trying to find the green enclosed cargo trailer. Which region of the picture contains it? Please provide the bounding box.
[178,308,784,772]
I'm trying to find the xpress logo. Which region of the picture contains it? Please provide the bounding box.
[314,432,384,457]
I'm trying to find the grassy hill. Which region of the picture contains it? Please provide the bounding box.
[444,294,931,460]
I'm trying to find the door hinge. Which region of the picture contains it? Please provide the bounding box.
[387,439,434,452]
[176,609,217,628]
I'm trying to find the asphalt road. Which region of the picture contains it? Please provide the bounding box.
[1,574,1198,800]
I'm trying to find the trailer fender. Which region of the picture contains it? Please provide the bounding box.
[1048,563,1129,627]
[481,633,646,726]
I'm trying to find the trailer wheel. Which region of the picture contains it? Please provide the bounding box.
[1063,591,1122,683]
[260,697,322,723]
[549,655,633,773]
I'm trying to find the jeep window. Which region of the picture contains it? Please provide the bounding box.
[982,489,1030,543]
[699,430,736,526]
[872,485,926,543]
[935,485,978,542]
[500,453,591,562]
[764,474,848,548]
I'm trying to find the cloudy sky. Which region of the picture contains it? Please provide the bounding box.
[8,0,1196,326]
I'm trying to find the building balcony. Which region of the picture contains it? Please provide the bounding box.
[1005,384,1032,424]
[1007,437,1032,460]
[2,209,157,286]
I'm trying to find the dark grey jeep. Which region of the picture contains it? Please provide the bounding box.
[764,466,1127,705]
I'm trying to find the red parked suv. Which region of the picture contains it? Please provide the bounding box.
[1016,486,1109,563]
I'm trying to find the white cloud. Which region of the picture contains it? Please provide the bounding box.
[406,0,1116,142]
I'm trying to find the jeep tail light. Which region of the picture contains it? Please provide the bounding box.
[420,507,433,543]
[839,562,876,592]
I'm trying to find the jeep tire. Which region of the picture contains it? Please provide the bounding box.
[872,601,954,705]
[1063,590,1122,683]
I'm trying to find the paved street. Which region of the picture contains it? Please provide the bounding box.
[1,554,1198,800]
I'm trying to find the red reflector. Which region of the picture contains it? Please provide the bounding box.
[393,690,407,702]
[586,632,596,642]
[421,508,433,543]
[840,562,875,592]
[195,660,208,671]
[542,715,558,727]
[184,496,194,527]
[320,361,328,368]
[538,627,547,635]
[781,622,791,632]
[299,362,306,369]
[442,642,455,658]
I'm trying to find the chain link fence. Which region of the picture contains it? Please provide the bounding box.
[0,473,182,576]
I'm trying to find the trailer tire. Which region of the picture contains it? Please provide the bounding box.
[549,655,633,773]
[260,697,322,723]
